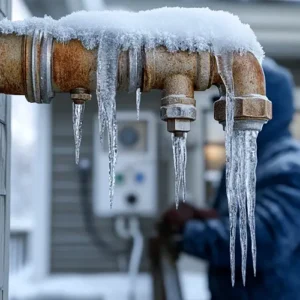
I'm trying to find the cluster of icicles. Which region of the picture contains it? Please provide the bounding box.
[72,43,259,286]
[216,53,259,286]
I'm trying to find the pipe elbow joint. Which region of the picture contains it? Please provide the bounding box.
[213,52,272,130]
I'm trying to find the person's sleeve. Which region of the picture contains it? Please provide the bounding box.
[182,165,300,269]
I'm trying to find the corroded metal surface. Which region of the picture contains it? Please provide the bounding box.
[143,47,212,93]
[214,97,272,123]
[52,39,97,92]
[212,52,266,97]
[0,34,271,125]
[0,34,25,95]
[70,87,92,105]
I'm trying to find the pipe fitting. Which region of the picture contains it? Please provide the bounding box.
[213,52,272,130]
[214,96,272,131]
[160,74,197,133]
[160,102,196,133]
[142,47,212,92]
[0,34,272,133]
[25,30,54,103]
[70,87,92,104]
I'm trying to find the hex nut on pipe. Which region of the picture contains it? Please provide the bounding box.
[214,97,272,123]
[71,87,92,105]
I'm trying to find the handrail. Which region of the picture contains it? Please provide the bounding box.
[148,237,183,300]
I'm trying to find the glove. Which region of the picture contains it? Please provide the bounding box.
[158,202,218,237]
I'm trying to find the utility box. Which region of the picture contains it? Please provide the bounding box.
[93,111,158,217]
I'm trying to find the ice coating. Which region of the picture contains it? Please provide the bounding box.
[217,52,260,285]
[0,7,264,61]
[245,130,259,277]
[96,33,119,208]
[171,133,187,208]
[136,88,141,121]
[235,130,248,286]
[216,53,237,286]
[72,103,85,165]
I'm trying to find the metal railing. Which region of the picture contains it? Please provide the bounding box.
[149,237,183,300]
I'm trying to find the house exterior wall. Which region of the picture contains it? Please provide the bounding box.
[0,1,11,298]
[50,91,170,273]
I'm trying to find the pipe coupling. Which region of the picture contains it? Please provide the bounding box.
[160,96,196,133]
[214,95,272,131]
[25,30,54,103]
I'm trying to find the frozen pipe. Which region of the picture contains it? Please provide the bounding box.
[0,33,271,129]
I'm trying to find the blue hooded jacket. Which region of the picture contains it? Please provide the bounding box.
[182,58,300,299]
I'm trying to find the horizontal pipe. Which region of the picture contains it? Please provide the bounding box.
[0,34,267,103]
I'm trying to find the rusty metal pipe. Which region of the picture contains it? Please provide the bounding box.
[0,33,271,128]
[212,54,272,127]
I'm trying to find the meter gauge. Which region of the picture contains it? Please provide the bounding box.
[119,126,140,148]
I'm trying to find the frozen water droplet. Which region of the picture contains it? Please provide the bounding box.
[96,33,120,208]
[171,132,187,208]
[136,88,141,120]
[72,102,85,165]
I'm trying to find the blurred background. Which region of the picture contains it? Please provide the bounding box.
[5,0,300,299]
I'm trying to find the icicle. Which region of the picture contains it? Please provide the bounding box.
[136,88,141,120]
[229,130,238,287]
[129,47,142,121]
[96,33,120,208]
[236,130,248,286]
[171,132,187,208]
[245,130,259,277]
[215,53,237,286]
[72,102,85,165]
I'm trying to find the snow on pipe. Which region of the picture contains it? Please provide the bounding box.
[0,32,272,285]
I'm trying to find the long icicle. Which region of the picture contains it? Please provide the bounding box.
[96,33,120,208]
[215,53,237,286]
[171,132,187,208]
[245,130,259,277]
[72,102,85,165]
[236,130,248,286]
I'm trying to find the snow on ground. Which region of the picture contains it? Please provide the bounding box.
[10,272,209,300]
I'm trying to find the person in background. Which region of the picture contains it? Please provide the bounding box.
[159,58,300,300]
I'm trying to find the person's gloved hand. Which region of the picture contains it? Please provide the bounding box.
[156,202,218,260]
[158,202,219,237]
